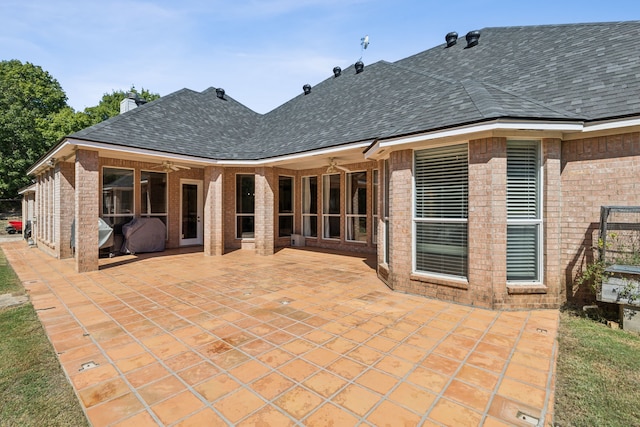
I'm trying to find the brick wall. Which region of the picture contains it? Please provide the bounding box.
[75,149,99,272]
[561,132,640,303]
[55,161,75,259]
[204,166,224,256]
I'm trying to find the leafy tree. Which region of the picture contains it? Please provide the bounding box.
[0,60,67,198]
[85,88,160,124]
[37,107,92,146]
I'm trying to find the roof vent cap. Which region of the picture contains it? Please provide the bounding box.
[303,84,311,95]
[355,61,364,74]
[465,30,480,48]
[333,66,342,77]
[216,88,225,99]
[445,32,458,47]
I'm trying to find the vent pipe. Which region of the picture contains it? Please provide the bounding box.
[445,32,458,47]
[465,30,481,48]
[333,66,342,77]
[216,88,225,99]
[303,84,311,95]
[355,61,364,74]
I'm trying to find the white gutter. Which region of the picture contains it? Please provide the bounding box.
[582,116,640,133]
[365,119,584,159]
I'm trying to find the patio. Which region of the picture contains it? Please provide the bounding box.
[2,241,558,427]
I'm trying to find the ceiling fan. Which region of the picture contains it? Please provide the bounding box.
[153,161,191,173]
[326,157,351,173]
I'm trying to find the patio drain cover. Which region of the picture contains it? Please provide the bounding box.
[516,411,539,425]
[78,361,99,372]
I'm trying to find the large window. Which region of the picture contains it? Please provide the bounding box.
[346,171,367,242]
[102,167,134,228]
[414,144,468,278]
[302,176,317,237]
[279,176,294,237]
[236,174,255,239]
[141,171,167,227]
[507,140,542,282]
[322,174,340,239]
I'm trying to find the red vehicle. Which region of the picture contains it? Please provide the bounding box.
[6,220,22,234]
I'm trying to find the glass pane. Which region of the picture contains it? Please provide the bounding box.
[323,174,340,214]
[384,219,389,264]
[302,176,317,214]
[102,168,133,215]
[279,215,293,237]
[414,144,468,219]
[347,216,367,242]
[182,184,198,239]
[346,171,367,215]
[507,141,539,219]
[323,216,340,239]
[236,175,255,214]
[415,222,468,277]
[237,216,255,238]
[507,225,539,281]
[303,215,317,237]
[279,176,293,213]
[373,169,379,216]
[141,171,167,215]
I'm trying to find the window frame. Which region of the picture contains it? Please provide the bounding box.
[278,175,294,238]
[373,169,379,245]
[235,174,255,239]
[140,170,168,237]
[506,139,544,284]
[101,166,135,228]
[322,173,341,240]
[412,143,469,280]
[345,170,368,243]
[301,175,318,238]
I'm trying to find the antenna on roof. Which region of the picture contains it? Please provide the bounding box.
[359,35,369,61]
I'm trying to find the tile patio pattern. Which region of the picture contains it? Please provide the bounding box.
[2,242,558,426]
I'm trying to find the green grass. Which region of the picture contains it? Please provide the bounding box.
[0,249,88,427]
[555,309,640,427]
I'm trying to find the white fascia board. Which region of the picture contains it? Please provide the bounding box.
[582,116,640,133]
[365,119,583,158]
[67,139,216,165]
[216,141,374,166]
[27,140,73,175]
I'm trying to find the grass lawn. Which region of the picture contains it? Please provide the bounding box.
[555,308,640,426]
[0,248,88,427]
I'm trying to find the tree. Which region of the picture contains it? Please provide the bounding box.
[0,60,67,198]
[85,88,160,124]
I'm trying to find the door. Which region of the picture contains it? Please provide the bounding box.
[180,179,203,246]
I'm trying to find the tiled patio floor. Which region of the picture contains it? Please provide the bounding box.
[2,241,558,426]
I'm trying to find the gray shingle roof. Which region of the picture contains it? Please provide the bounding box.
[69,21,640,161]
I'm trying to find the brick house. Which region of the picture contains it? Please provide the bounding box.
[26,21,640,309]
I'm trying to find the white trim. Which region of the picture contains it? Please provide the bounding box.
[583,116,640,133]
[179,179,204,246]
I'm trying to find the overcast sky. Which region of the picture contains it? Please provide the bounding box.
[2,0,638,114]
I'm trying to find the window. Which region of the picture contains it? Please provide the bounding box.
[322,174,340,239]
[279,176,294,237]
[102,167,134,228]
[346,171,367,242]
[302,176,317,237]
[236,174,255,238]
[141,171,167,228]
[414,144,468,278]
[507,140,542,282]
[373,169,379,244]
[383,161,390,264]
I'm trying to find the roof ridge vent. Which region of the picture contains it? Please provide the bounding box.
[445,32,458,47]
[355,61,364,74]
[303,84,311,95]
[333,66,342,77]
[216,88,226,99]
[465,30,480,48]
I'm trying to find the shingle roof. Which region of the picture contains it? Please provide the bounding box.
[69,21,640,161]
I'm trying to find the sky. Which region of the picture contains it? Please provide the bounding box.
[1,0,639,114]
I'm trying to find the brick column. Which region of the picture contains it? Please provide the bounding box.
[204,166,224,256]
[55,161,75,259]
[543,138,562,304]
[254,167,275,256]
[388,150,413,290]
[75,149,99,272]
